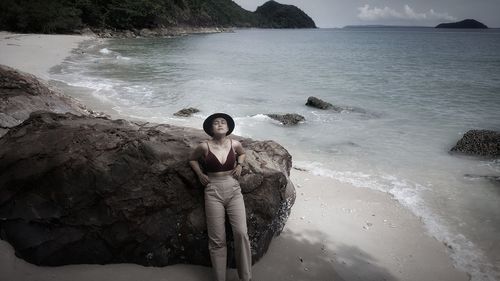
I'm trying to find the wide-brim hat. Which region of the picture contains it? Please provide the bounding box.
[203,113,235,136]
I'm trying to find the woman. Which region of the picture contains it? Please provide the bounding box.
[189,113,252,281]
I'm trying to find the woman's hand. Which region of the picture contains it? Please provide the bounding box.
[231,164,243,178]
[198,173,210,186]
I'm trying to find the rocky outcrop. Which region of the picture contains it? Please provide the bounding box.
[174,107,200,117]
[0,111,295,267]
[305,96,333,110]
[0,64,105,138]
[255,1,316,28]
[436,19,488,29]
[450,130,500,157]
[266,113,305,126]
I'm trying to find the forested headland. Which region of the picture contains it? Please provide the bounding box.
[0,0,316,34]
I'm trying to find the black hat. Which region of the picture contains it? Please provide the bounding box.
[203,113,235,136]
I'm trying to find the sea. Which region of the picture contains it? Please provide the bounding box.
[50,27,500,281]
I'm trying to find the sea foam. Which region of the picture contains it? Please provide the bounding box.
[294,160,499,281]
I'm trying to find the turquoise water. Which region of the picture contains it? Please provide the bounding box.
[52,28,500,280]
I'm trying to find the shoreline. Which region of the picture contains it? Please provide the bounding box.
[80,26,234,38]
[0,32,470,280]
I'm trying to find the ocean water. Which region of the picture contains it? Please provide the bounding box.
[51,28,500,280]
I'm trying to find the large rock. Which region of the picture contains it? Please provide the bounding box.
[450,129,500,157]
[0,64,102,138]
[0,111,295,267]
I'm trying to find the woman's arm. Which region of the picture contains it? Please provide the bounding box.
[232,140,246,177]
[189,143,210,186]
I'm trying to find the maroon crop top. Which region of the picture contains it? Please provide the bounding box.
[204,139,236,173]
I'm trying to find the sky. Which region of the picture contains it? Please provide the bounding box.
[233,0,500,28]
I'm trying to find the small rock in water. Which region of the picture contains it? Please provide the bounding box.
[266,113,305,126]
[305,96,333,110]
[173,107,200,117]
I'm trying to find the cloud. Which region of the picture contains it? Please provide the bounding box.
[357,4,456,22]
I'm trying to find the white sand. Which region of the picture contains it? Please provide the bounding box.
[0,32,91,80]
[0,32,470,281]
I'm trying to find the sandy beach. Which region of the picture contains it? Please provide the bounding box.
[0,32,470,281]
[0,32,92,80]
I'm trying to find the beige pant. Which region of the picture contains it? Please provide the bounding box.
[205,175,252,281]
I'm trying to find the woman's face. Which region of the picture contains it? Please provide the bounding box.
[211,117,228,136]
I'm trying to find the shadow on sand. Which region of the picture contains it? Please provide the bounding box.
[1,227,397,281]
[250,228,397,281]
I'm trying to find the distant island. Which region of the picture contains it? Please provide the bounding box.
[436,19,488,29]
[0,0,316,34]
[343,25,430,29]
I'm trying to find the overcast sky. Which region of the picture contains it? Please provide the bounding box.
[233,0,500,28]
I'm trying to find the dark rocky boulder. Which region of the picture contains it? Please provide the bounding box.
[450,130,500,157]
[305,96,334,110]
[305,96,371,115]
[436,19,488,29]
[0,111,295,267]
[255,1,316,28]
[0,64,104,138]
[266,113,305,126]
[173,107,200,117]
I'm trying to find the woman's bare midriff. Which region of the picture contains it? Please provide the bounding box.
[207,170,234,177]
